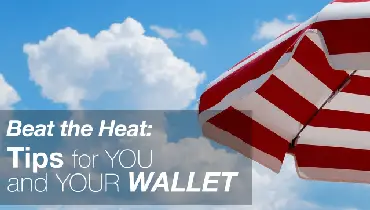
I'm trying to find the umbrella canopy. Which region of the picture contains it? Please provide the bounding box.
[198,0,370,183]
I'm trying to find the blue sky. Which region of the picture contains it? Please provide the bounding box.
[2,0,370,209]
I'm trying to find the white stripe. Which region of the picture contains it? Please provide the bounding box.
[318,1,370,21]
[273,52,293,70]
[356,70,370,77]
[232,92,299,142]
[297,167,370,184]
[202,121,283,173]
[199,70,273,124]
[299,126,370,150]
[325,92,370,114]
[330,53,370,70]
[305,30,326,51]
[274,59,332,107]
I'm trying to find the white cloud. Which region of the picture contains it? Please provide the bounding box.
[0,74,19,155]
[186,29,207,46]
[253,14,300,41]
[287,14,297,21]
[149,26,208,46]
[23,17,205,110]
[150,25,182,39]
[0,74,20,109]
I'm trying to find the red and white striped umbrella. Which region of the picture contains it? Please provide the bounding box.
[198,0,370,183]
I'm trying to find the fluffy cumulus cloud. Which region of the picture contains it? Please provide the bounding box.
[23,17,205,110]
[0,74,20,109]
[253,14,301,41]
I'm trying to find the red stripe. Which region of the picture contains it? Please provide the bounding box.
[199,33,300,113]
[310,109,370,131]
[295,145,370,171]
[342,75,370,96]
[312,18,370,55]
[207,107,289,162]
[256,75,317,124]
[292,36,348,90]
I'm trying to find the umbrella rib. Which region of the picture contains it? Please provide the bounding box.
[289,70,358,150]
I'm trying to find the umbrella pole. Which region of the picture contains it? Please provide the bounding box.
[289,70,358,151]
